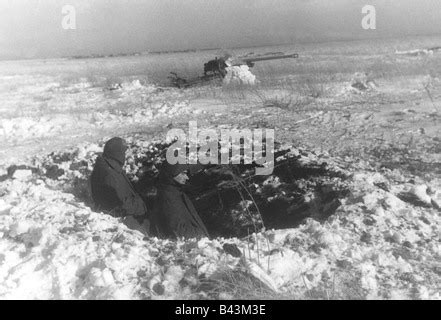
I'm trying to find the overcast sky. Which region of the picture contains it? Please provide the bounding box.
[1,0,441,59]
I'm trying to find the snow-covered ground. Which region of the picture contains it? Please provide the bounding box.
[0,154,440,299]
[0,37,440,299]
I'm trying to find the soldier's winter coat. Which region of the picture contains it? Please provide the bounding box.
[90,138,148,219]
[154,163,209,239]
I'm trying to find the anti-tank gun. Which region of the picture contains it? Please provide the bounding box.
[203,53,299,77]
[169,52,299,88]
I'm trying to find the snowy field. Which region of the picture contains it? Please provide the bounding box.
[0,36,440,299]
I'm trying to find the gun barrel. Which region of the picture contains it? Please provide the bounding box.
[242,53,299,63]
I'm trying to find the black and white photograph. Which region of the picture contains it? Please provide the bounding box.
[0,0,440,303]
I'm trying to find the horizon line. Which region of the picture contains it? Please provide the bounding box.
[1,32,441,63]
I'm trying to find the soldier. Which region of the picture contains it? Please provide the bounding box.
[90,137,150,235]
[153,162,209,239]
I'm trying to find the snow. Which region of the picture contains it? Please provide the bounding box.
[223,66,257,86]
[0,77,189,152]
[1,38,441,300]
[12,169,33,181]
[411,185,433,206]
[0,142,440,301]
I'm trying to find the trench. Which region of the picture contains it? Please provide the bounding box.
[3,141,350,239]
